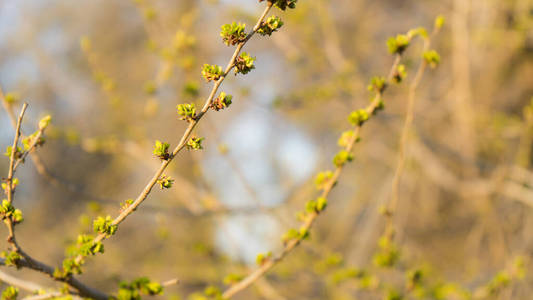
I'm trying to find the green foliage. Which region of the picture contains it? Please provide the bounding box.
[1,178,19,192]
[255,251,272,266]
[200,286,225,300]
[0,199,23,224]
[157,175,174,189]
[116,277,163,300]
[338,130,355,148]
[234,52,255,75]
[423,50,441,68]
[210,92,233,111]
[223,273,244,285]
[4,146,22,159]
[153,140,170,160]
[22,132,45,151]
[332,150,353,167]
[93,215,117,236]
[4,92,20,104]
[202,64,224,82]
[393,64,407,83]
[348,109,369,126]
[435,15,446,29]
[38,115,52,130]
[314,171,334,190]
[281,227,309,244]
[186,137,204,150]
[407,27,428,39]
[373,235,400,268]
[387,34,410,54]
[220,22,247,46]
[1,286,18,300]
[262,0,298,11]
[305,197,328,213]
[177,103,197,122]
[384,289,403,300]
[257,16,284,36]
[120,199,134,212]
[367,76,387,93]
[0,251,21,267]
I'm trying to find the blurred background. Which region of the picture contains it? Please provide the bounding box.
[0,0,532,299]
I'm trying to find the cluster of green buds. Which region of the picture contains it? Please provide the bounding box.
[367,76,387,93]
[1,286,18,300]
[120,199,134,213]
[210,92,233,111]
[153,140,170,160]
[0,251,21,267]
[4,92,20,104]
[3,146,22,159]
[202,64,224,82]
[234,52,255,75]
[423,50,441,68]
[332,268,377,289]
[281,227,310,245]
[406,269,424,291]
[220,22,247,46]
[57,235,104,278]
[115,277,163,300]
[0,200,23,224]
[314,171,334,190]
[393,64,407,83]
[157,175,174,189]
[189,285,225,300]
[475,256,526,298]
[186,137,204,150]
[255,251,272,266]
[387,34,411,55]
[257,16,284,36]
[223,273,245,286]
[1,178,19,192]
[93,215,118,237]
[338,130,359,148]
[332,150,353,167]
[22,132,45,151]
[177,103,197,122]
[259,0,298,11]
[372,234,400,268]
[348,109,369,126]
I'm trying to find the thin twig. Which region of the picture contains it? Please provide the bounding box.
[0,270,43,292]
[221,54,403,299]
[74,1,274,265]
[5,103,28,252]
[388,25,442,232]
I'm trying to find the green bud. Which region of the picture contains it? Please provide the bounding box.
[153,140,170,160]
[1,286,18,300]
[393,64,407,83]
[423,50,441,68]
[314,171,334,190]
[387,34,410,54]
[157,175,174,189]
[220,22,247,46]
[234,52,256,75]
[176,103,197,121]
[186,137,204,150]
[93,215,117,236]
[202,64,224,82]
[333,150,354,167]
[257,16,284,36]
[435,15,445,29]
[211,92,233,111]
